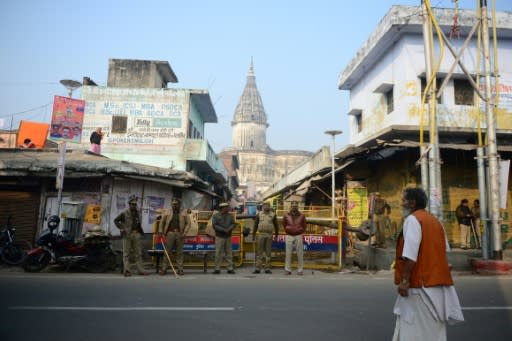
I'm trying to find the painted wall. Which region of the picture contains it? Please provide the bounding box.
[356,148,512,248]
[348,34,512,145]
[80,86,190,169]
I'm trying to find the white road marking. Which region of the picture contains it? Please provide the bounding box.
[9,306,235,311]
[462,307,512,310]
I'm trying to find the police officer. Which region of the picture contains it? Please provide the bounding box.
[253,202,278,274]
[114,197,149,277]
[158,198,190,275]
[212,202,236,274]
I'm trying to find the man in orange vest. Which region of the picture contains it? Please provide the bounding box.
[393,187,464,340]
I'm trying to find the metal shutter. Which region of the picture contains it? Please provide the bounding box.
[0,191,40,245]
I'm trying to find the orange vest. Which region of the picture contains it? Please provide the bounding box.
[394,209,453,288]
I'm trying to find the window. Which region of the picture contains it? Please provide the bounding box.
[355,113,362,133]
[385,88,394,114]
[188,120,193,138]
[421,78,443,104]
[454,79,474,105]
[111,116,128,133]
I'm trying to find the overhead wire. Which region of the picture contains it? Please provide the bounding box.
[0,103,52,118]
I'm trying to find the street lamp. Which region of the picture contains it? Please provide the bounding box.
[55,79,82,218]
[325,130,342,219]
[59,79,82,98]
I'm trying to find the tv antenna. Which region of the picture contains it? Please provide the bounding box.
[59,79,82,98]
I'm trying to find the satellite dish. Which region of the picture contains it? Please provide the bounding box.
[59,79,82,98]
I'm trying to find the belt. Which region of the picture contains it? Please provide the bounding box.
[166,229,180,233]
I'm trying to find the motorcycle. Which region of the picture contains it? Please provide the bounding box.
[23,215,116,273]
[0,216,26,265]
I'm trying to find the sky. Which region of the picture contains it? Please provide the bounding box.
[1,0,510,153]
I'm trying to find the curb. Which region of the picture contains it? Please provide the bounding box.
[470,258,512,275]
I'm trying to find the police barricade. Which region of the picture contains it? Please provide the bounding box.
[149,211,244,272]
[239,207,346,271]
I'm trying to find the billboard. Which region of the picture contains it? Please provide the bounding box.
[49,96,85,143]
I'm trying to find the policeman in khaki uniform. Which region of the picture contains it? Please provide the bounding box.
[158,198,190,275]
[114,197,149,277]
[252,202,279,274]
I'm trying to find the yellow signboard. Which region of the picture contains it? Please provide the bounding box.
[84,204,101,224]
[347,184,368,228]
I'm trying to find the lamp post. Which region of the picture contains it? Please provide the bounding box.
[325,130,342,219]
[55,79,82,217]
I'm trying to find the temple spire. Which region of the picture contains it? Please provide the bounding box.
[231,59,268,150]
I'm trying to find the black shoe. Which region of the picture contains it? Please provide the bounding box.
[253,269,261,274]
[264,270,272,274]
[212,270,221,274]
[227,270,236,274]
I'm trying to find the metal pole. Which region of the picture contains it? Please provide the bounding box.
[325,130,342,219]
[480,0,502,260]
[421,1,437,216]
[477,147,489,259]
[421,1,444,222]
[56,141,66,217]
[420,146,429,194]
[325,130,342,267]
[331,136,336,219]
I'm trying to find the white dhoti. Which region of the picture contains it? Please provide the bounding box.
[392,287,464,341]
[392,292,447,341]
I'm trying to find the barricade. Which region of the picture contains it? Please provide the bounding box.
[149,211,244,272]
[149,207,348,272]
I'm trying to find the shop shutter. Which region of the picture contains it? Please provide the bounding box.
[0,191,40,245]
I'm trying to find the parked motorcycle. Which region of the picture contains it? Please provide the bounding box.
[0,216,26,265]
[23,215,116,273]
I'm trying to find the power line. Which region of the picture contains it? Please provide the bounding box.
[0,103,52,118]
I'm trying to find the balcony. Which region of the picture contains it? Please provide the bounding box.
[184,139,228,184]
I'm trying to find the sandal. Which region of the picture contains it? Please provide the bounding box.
[124,271,132,277]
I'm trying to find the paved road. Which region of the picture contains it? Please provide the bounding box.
[1,267,511,341]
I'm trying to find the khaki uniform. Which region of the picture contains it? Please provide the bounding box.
[254,211,278,271]
[158,209,190,272]
[212,212,235,271]
[114,208,145,274]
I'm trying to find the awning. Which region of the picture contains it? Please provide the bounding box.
[320,159,355,180]
[284,174,323,200]
[123,175,190,188]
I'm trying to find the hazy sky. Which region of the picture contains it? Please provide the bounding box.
[1,0,509,153]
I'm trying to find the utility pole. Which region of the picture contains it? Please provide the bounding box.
[325,130,342,220]
[480,0,502,260]
[421,0,443,221]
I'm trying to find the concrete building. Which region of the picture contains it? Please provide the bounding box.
[335,5,512,248]
[220,61,313,200]
[72,59,230,201]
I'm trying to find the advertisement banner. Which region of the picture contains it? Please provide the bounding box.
[49,96,85,143]
[347,184,368,228]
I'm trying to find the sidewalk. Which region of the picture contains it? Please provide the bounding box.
[351,241,512,275]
